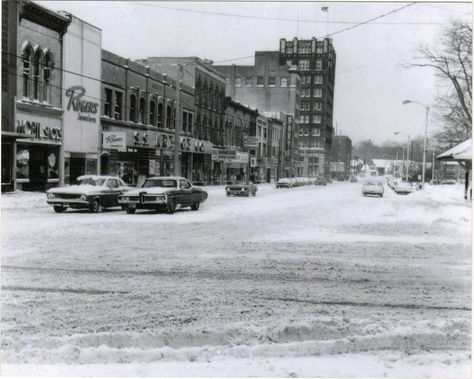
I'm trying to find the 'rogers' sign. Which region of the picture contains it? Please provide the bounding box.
[66,85,99,123]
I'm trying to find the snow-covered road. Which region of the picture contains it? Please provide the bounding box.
[1,182,471,377]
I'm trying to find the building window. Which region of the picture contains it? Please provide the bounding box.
[104,88,112,117]
[314,102,322,111]
[306,75,312,84]
[305,115,310,123]
[316,60,322,70]
[182,111,188,133]
[312,128,321,136]
[115,92,123,120]
[22,47,33,98]
[42,53,53,103]
[188,113,193,134]
[166,105,172,129]
[235,78,242,87]
[314,115,322,124]
[129,94,137,122]
[157,103,163,127]
[286,59,292,66]
[139,97,146,124]
[280,77,288,87]
[299,59,310,70]
[257,76,264,87]
[149,100,156,125]
[33,50,42,101]
[245,77,253,87]
[316,45,323,54]
[314,75,323,84]
[225,77,231,86]
[314,88,322,98]
[268,77,276,87]
[305,88,311,97]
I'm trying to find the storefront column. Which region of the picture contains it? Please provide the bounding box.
[12,139,17,192]
[59,143,65,187]
[188,152,193,181]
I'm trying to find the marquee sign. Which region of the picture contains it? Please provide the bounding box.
[243,136,260,148]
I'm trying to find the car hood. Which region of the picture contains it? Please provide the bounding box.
[47,185,102,195]
[124,187,171,195]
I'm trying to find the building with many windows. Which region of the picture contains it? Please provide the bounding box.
[279,37,336,178]
[214,51,301,177]
[330,135,352,180]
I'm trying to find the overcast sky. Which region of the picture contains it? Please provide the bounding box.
[38,1,472,144]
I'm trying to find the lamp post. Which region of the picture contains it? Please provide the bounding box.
[394,131,410,181]
[403,100,429,189]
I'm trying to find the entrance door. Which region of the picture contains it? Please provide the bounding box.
[70,157,85,184]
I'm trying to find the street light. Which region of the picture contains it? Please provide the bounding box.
[394,131,410,181]
[403,99,429,189]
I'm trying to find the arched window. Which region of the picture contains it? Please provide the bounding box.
[43,51,54,103]
[129,94,137,122]
[157,102,163,127]
[21,43,34,98]
[139,97,146,124]
[166,105,172,129]
[33,48,44,100]
[149,100,156,125]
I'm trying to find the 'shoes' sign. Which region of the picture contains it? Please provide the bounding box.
[66,86,99,123]
[103,132,126,151]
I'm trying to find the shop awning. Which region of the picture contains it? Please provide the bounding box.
[437,139,472,162]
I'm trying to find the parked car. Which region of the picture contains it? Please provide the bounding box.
[350,175,358,183]
[46,175,129,213]
[226,182,257,197]
[276,178,293,189]
[394,181,415,195]
[314,176,327,186]
[118,176,207,214]
[440,179,458,185]
[362,181,384,197]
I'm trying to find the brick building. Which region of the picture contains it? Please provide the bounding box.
[330,135,352,180]
[135,57,226,184]
[279,37,336,178]
[214,52,301,177]
[2,1,70,191]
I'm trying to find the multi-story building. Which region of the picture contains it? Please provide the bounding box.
[135,56,226,184]
[2,1,70,192]
[100,50,202,185]
[214,51,301,177]
[330,135,352,180]
[279,37,336,178]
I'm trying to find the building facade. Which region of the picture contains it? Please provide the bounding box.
[214,51,301,177]
[2,1,70,192]
[330,135,352,180]
[135,57,226,184]
[279,37,336,178]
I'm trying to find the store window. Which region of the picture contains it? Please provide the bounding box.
[16,147,29,179]
[115,92,123,120]
[129,94,137,122]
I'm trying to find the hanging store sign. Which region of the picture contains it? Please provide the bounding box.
[16,120,62,142]
[243,136,260,148]
[66,85,99,123]
[156,133,175,150]
[102,132,126,151]
[218,148,237,160]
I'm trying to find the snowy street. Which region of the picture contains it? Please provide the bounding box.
[1,182,471,377]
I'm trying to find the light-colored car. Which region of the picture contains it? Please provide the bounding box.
[225,182,257,197]
[118,176,208,214]
[394,181,415,195]
[362,181,384,197]
[46,175,129,213]
[276,178,293,189]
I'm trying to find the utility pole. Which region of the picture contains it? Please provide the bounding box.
[432,145,436,183]
[174,64,183,177]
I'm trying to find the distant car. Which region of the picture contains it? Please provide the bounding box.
[314,176,327,186]
[350,175,358,183]
[276,178,293,189]
[225,182,257,197]
[118,176,207,214]
[362,181,384,197]
[46,175,129,213]
[394,181,415,195]
[440,179,458,185]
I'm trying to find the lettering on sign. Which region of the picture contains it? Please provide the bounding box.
[66,85,99,123]
[103,132,126,150]
[243,136,260,147]
[16,120,62,142]
[157,133,174,150]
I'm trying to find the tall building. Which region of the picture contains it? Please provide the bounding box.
[331,135,352,180]
[279,37,336,178]
[214,51,302,177]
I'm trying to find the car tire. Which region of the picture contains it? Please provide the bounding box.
[252,191,256,196]
[89,199,101,213]
[191,202,200,211]
[226,193,230,197]
[167,199,176,214]
[53,206,66,213]
[126,206,136,214]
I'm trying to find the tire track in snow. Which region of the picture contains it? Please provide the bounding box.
[1,286,128,295]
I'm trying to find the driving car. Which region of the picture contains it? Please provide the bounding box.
[362,181,384,197]
[314,176,328,186]
[118,176,207,214]
[46,175,129,213]
[225,181,257,197]
[394,181,415,195]
[276,178,293,189]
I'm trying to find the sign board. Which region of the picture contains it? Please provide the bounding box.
[16,119,62,143]
[103,132,126,151]
[250,157,257,167]
[218,149,237,160]
[243,136,260,148]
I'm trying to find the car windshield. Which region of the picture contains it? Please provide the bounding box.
[75,178,105,186]
[142,179,177,188]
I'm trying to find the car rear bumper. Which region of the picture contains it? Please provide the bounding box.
[47,199,90,208]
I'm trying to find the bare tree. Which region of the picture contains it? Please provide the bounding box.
[409,20,472,147]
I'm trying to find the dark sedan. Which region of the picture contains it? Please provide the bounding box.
[225,182,257,197]
[46,175,129,213]
[118,176,208,214]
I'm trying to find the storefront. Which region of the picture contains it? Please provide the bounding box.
[14,114,62,191]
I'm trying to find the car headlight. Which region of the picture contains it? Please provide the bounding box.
[241,188,245,191]
[80,194,87,201]
[47,193,55,199]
